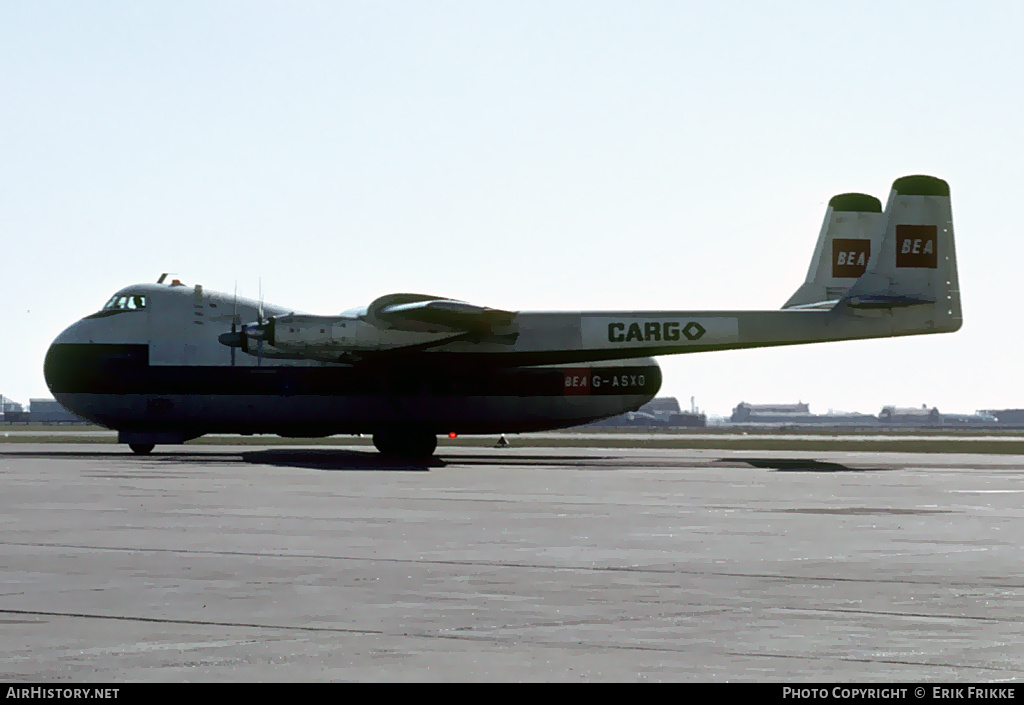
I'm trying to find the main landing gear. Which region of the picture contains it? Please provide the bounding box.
[372,430,438,458]
[128,443,155,455]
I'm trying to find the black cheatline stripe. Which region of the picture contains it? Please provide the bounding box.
[44,344,662,397]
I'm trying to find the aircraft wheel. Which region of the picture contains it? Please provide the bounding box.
[129,443,155,455]
[372,431,396,455]
[403,430,437,457]
[373,430,437,458]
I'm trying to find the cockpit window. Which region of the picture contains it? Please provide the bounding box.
[102,294,147,311]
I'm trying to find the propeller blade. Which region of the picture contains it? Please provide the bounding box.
[230,282,238,366]
[257,278,263,366]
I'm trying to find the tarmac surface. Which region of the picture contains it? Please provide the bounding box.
[2,442,1023,682]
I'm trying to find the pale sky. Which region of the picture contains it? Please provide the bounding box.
[2,0,1021,417]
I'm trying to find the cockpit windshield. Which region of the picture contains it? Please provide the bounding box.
[102,293,147,311]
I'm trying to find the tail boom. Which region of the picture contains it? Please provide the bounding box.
[462,174,961,366]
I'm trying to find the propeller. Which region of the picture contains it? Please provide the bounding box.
[216,282,244,363]
[217,281,265,364]
[256,279,264,366]
[230,282,238,367]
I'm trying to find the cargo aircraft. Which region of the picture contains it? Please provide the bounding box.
[44,175,961,456]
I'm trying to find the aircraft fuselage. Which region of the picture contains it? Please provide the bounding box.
[44,282,661,448]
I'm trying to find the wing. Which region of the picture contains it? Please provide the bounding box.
[367,293,516,333]
[220,292,519,365]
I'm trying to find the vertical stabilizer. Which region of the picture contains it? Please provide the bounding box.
[842,175,961,332]
[783,193,884,309]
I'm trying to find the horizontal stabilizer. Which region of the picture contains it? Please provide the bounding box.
[842,294,935,309]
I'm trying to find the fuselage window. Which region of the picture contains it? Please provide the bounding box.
[102,294,147,311]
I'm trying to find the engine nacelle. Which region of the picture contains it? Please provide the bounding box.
[253,313,454,361]
[221,294,519,363]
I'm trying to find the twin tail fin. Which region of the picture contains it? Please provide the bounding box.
[784,175,961,333]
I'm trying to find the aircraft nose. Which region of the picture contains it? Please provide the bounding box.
[43,318,98,397]
[50,322,80,347]
[45,319,149,399]
[44,324,81,396]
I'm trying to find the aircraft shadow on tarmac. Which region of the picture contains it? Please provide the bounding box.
[237,449,614,471]
[239,448,445,472]
[1,449,887,473]
[2,447,640,471]
[723,457,885,472]
[0,447,441,471]
[228,452,886,473]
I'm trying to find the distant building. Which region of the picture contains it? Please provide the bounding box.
[878,406,997,426]
[590,397,707,428]
[981,409,1024,426]
[877,405,941,425]
[28,399,87,424]
[642,398,682,414]
[731,402,812,423]
[815,410,879,425]
[938,411,998,426]
[1,395,26,422]
[729,402,876,426]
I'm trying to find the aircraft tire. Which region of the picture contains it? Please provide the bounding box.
[372,431,396,455]
[404,431,438,458]
[373,430,437,458]
[129,443,155,455]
